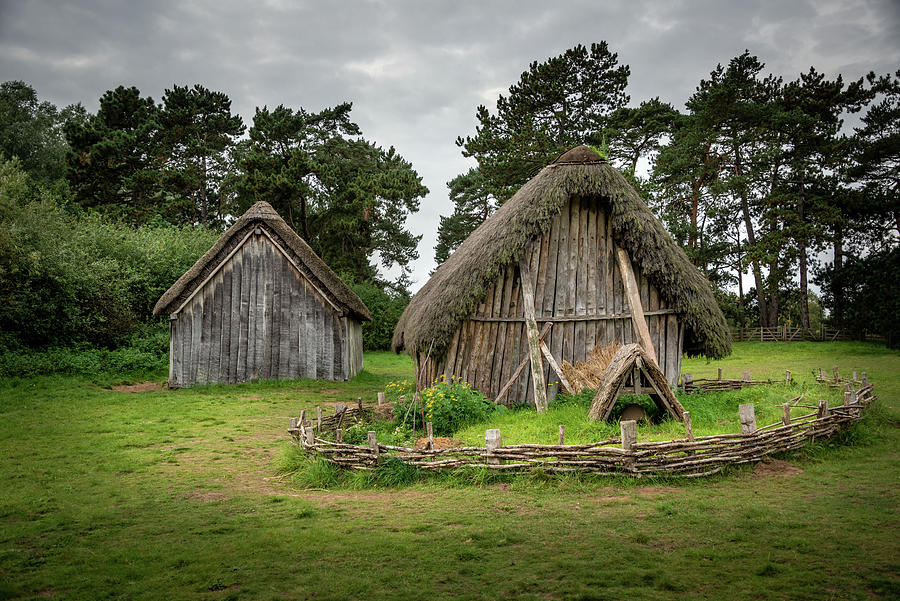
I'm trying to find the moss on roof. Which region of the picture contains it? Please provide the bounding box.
[393,146,730,361]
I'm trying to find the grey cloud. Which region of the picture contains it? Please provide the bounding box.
[1,0,898,289]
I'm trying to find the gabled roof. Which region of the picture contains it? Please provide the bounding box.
[153,201,371,321]
[392,145,730,360]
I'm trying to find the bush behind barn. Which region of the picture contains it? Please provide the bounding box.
[0,159,219,353]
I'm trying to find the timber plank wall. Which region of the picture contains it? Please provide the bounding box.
[421,196,683,405]
[169,232,363,387]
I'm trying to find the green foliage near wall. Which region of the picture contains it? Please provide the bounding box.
[347,279,410,350]
[0,159,218,350]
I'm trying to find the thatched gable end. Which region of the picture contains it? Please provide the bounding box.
[393,146,730,362]
[153,201,370,321]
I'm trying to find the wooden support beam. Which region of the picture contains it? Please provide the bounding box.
[496,322,552,403]
[614,246,658,366]
[518,257,548,413]
[539,340,574,394]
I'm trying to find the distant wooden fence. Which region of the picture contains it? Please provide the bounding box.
[289,372,876,479]
[730,326,885,343]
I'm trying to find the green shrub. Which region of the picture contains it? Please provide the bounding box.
[0,158,219,350]
[394,376,505,436]
[346,280,410,350]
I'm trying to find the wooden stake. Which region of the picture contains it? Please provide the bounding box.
[377,392,385,406]
[539,340,574,394]
[832,366,839,382]
[316,406,322,430]
[785,369,791,384]
[485,429,502,465]
[683,411,694,443]
[357,397,363,411]
[518,257,548,413]
[289,417,297,430]
[615,246,658,366]
[426,422,434,451]
[741,371,751,383]
[299,409,306,424]
[862,372,868,387]
[620,420,637,451]
[852,370,858,382]
[558,424,565,446]
[304,426,315,446]
[739,404,756,435]
[817,400,828,419]
[496,322,552,403]
[782,403,791,426]
[336,428,343,444]
[368,431,379,463]
[717,368,722,381]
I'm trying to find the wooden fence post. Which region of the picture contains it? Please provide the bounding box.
[289,417,297,430]
[336,428,343,444]
[304,425,315,446]
[485,429,502,465]
[558,424,565,446]
[620,420,637,451]
[782,403,791,426]
[683,411,694,443]
[357,397,363,411]
[368,431,379,463]
[862,372,868,387]
[377,392,385,406]
[852,371,858,383]
[426,422,434,451]
[299,409,306,424]
[832,366,840,382]
[817,400,828,419]
[785,370,791,384]
[316,406,322,430]
[739,404,756,435]
[717,368,722,381]
[741,371,751,383]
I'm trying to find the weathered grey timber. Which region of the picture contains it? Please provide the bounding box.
[393,145,731,404]
[154,201,370,387]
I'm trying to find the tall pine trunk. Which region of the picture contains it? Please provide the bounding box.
[798,183,810,330]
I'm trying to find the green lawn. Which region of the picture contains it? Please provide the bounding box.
[0,342,897,600]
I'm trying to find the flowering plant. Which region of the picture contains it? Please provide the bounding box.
[395,375,504,436]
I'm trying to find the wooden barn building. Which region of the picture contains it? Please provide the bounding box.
[154,201,370,387]
[393,146,730,406]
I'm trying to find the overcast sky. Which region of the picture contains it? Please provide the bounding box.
[2,0,898,290]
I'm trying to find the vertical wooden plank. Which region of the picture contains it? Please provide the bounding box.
[604,211,616,347]
[210,271,224,383]
[534,224,552,316]
[168,318,176,387]
[254,237,267,379]
[477,279,497,394]
[277,258,290,378]
[287,264,301,378]
[190,296,203,385]
[221,263,234,383]
[301,281,314,379]
[231,249,244,382]
[616,247,658,366]
[574,201,588,363]
[498,266,519,396]
[315,289,325,379]
[585,204,598,356]
[261,242,273,379]
[245,238,259,379]
[270,248,282,379]
[444,328,461,380]
[542,211,562,317]
[487,270,506,396]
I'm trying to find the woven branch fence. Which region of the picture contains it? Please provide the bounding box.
[288,374,876,479]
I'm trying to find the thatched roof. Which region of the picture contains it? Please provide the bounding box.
[153,201,371,321]
[392,145,730,360]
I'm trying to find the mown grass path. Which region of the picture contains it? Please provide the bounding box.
[0,343,897,600]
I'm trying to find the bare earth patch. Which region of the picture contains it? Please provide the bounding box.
[754,457,804,477]
[413,436,467,450]
[111,381,162,393]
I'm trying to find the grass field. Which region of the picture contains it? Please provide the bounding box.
[0,342,897,600]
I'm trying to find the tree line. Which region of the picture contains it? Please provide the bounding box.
[437,43,898,346]
[0,80,423,351]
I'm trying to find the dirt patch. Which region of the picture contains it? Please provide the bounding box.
[413,437,467,450]
[111,381,162,393]
[754,457,803,477]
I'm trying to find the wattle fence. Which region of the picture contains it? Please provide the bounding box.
[288,373,876,478]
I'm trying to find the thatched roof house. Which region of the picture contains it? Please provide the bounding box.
[154,201,370,387]
[393,145,730,405]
